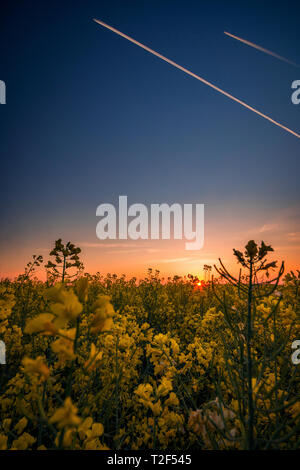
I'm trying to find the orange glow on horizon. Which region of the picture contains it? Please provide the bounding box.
[1,242,299,283]
[1,209,300,282]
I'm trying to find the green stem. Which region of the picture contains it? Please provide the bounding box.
[246,261,254,450]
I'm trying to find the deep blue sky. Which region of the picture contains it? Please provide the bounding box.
[0,0,299,276]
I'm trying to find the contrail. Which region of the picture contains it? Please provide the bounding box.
[224,31,299,68]
[93,18,300,139]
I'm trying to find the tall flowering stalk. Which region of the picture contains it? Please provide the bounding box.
[45,239,83,283]
[212,240,285,449]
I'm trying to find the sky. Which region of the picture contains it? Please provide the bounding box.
[0,0,300,280]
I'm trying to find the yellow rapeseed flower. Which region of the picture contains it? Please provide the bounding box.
[49,397,81,429]
[47,285,82,328]
[150,400,162,416]
[25,313,57,335]
[76,277,89,303]
[165,392,179,407]
[51,339,74,359]
[22,356,50,381]
[14,417,28,435]
[0,434,8,450]
[84,422,104,442]
[25,285,82,335]
[90,295,115,334]
[11,433,36,450]
[157,377,173,397]
[2,418,12,433]
[78,417,93,440]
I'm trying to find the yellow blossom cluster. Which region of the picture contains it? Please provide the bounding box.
[0,271,298,450]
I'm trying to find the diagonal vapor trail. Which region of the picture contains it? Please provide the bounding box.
[93,18,300,139]
[224,31,299,68]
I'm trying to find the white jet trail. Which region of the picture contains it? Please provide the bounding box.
[224,31,299,68]
[93,18,300,139]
